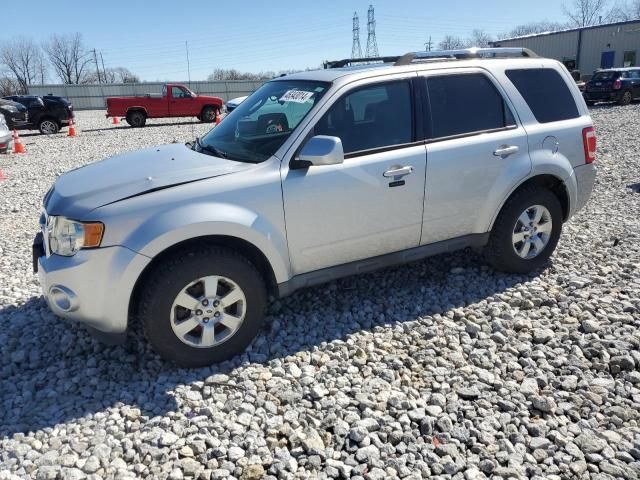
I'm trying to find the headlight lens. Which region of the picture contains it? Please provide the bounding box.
[47,216,104,256]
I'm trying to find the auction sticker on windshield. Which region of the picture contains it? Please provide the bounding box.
[279,90,314,103]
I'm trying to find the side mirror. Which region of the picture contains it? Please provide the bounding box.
[296,135,344,167]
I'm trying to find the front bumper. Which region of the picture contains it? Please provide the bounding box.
[35,239,151,335]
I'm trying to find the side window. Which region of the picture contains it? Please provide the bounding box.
[172,87,187,99]
[315,81,412,155]
[425,73,515,139]
[506,69,580,124]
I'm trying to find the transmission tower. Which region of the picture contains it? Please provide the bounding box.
[365,5,379,58]
[351,12,362,59]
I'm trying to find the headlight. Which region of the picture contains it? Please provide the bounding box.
[47,216,104,256]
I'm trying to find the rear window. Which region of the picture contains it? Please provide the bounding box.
[506,69,580,124]
[426,73,516,139]
[592,71,620,81]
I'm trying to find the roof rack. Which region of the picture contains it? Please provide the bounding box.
[324,56,402,69]
[394,47,539,65]
[324,48,539,69]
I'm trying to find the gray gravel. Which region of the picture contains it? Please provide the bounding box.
[1,107,639,479]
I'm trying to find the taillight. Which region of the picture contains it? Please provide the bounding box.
[613,79,622,90]
[582,127,596,164]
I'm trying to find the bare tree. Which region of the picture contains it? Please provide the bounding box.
[0,76,21,96]
[498,21,568,39]
[438,35,467,50]
[466,30,494,47]
[207,68,273,81]
[43,33,93,84]
[0,38,46,93]
[608,0,640,20]
[563,0,611,26]
[90,67,139,84]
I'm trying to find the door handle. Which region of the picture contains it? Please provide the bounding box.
[383,165,414,178]
[493,145,519,158]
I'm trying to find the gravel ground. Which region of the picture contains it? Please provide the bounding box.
[0,108,639,480]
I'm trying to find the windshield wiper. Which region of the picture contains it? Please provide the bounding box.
[195,137,228,159]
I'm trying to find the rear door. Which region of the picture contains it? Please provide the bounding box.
[169,86,194,116]
[418,69,531,245]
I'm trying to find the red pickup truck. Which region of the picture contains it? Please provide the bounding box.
[106,83,224,127]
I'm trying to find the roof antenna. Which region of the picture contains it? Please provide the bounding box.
[185,40,195,142]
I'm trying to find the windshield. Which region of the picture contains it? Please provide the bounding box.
[199,80,329,163]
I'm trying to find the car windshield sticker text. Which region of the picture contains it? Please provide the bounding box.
[279,90,314,104]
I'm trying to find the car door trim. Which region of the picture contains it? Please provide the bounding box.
[277,232,489,297]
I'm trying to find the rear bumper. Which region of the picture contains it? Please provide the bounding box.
[584,91,621,102]
[571,163,597,215]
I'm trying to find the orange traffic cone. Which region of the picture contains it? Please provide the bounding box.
[215,109,221,125]
[0,169,6,180]
[68,119,76,137]
[12,130,25,154]
[112,116,119,125]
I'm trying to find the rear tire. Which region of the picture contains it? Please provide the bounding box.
[200,106,216,123]
[126,111,147,127]
[484,185,563,274]
[618,90,633,106]
[139,246,267,367]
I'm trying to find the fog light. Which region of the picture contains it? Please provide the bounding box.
[49,285,78,312]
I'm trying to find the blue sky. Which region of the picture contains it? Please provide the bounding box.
[0,1,567,81]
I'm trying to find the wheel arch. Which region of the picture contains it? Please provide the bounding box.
[490,174,570,230]
[126,107,148,117]
[128,234,279,321]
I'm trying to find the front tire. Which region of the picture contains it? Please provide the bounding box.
[484,185,563,274]
[126,111,147,127]
[200,106,216,123]
[139,246,267,367]
[39,118,60,135]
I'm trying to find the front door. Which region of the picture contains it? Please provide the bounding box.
[601,51,615,69]
[281,78,427,275]
[419,71,531,245]
[169,86,193,116]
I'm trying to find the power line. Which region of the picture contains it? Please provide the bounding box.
[352,12,362,59]
[365,4,379,58]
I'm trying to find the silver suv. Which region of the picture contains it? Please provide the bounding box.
[34,48,596,367]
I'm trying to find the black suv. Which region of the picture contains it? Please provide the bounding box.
[583,68,640,106]
[0,99,30,130]
[2,95,74,134]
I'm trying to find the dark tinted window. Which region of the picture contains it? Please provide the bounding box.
[426,73,514,139]
[315,81,412,154]
[507,69,579,123]
[592,71,619,81]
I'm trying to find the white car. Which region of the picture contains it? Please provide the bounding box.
[225,96,248,113]
[0,113,11,154]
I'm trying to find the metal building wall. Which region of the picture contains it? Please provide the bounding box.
[579,22,640,73]
[494,31,579,65]
[493,31,579,66]
[27,80,266,110]
[493,21,640,77]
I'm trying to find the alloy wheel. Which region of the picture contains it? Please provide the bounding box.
[170,275,246,348]
[512,205,553,259]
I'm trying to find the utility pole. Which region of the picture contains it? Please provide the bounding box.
[352,12,362,59]
[92,49,101,84]
[365,5,379,58]
[425,36,433,51]
[100,52,107,83]
[185,41,192,89]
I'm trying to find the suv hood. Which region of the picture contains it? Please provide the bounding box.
[45,143,253,217]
